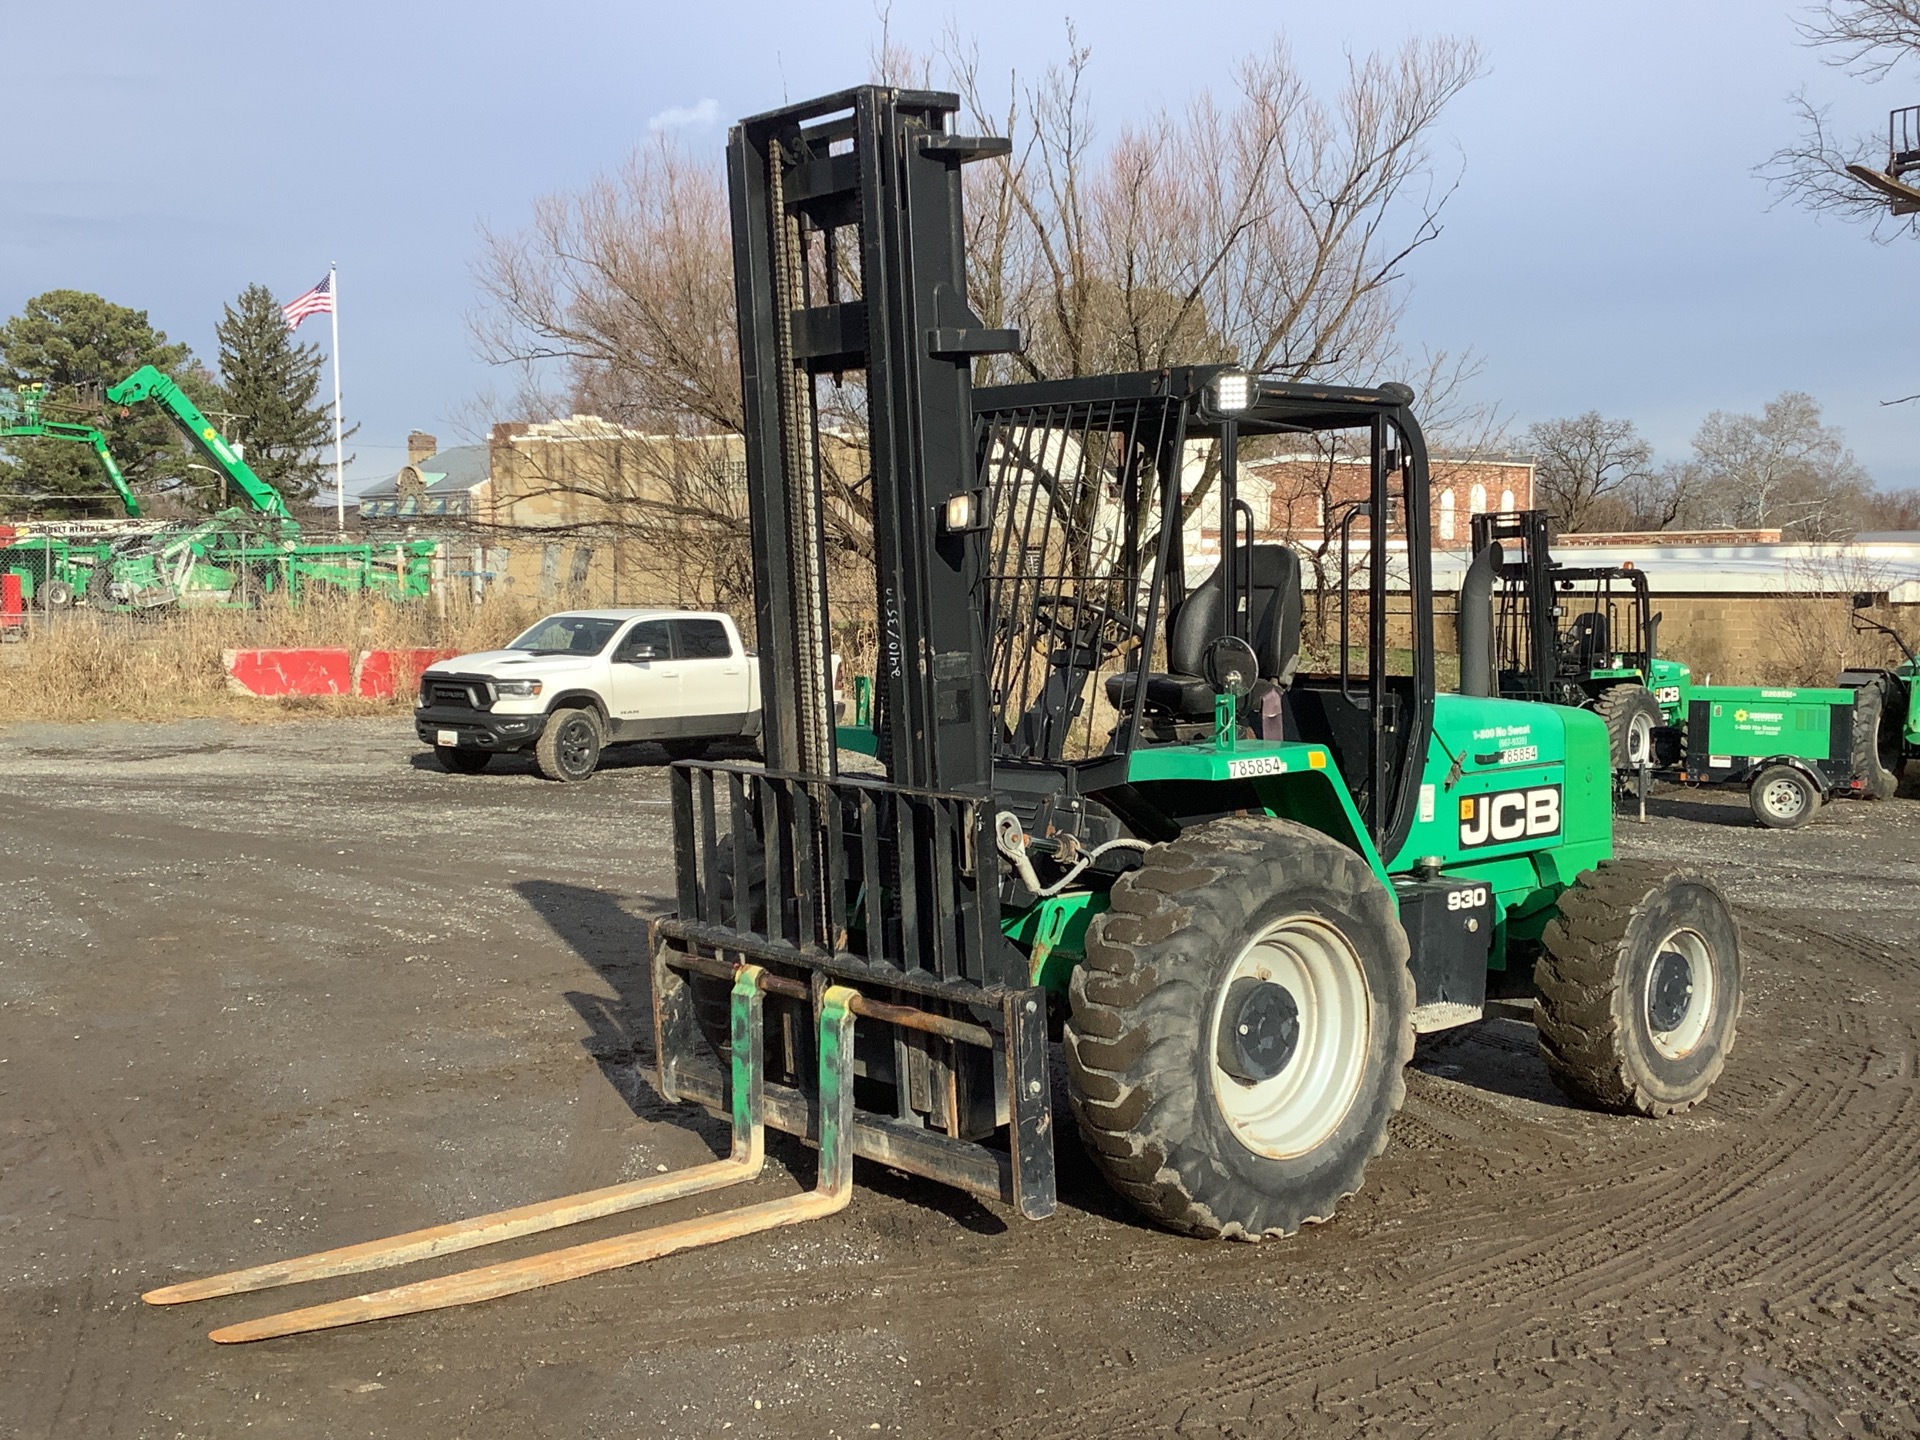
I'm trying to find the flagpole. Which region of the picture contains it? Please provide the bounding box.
[330,262,344,536]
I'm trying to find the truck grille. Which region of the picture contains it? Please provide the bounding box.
[424,676,492,711]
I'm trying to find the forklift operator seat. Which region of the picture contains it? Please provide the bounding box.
[1106,544,1304,721]
[1562,610,1611,672]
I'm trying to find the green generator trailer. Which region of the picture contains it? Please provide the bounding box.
[148,85,1746,1343]
[1671,683,1889,827]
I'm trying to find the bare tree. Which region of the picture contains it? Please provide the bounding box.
[1525,412,1654,534]
[1762,1,1920,237]
[473,27,1488,600]
[1684,391,1869,540]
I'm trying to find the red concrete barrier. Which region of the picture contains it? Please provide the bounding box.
[354,648,458,698]
[223,648,354,697]
[223,647,461,698]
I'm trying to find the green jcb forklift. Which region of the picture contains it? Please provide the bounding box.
[144,85,1743,1343]
[1469,509,1688,772]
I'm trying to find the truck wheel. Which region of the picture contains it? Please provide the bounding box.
[435,746,490,775]
[1534,861,1741,1116]
[1749,764,1819,828]
[1064,817,1414,1240]
[534,706,603,781]
[1852,683,1901,801]
[1593,684,1662,771]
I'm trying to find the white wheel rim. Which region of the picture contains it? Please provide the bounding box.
[1209,913,1371,1160]
[1644,926,1715,1059]
[1761,777,1806,819]
[1627,712,1653,765]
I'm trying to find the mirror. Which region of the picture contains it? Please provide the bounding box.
[1204,635,1260,699]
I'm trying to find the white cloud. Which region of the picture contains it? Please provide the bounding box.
[647,98,720,132]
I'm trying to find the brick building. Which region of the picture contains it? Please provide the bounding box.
[1243,451,1537,545]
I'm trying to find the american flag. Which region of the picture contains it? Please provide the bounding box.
[281,272,334,331]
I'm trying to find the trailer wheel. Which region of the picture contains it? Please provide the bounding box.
[1851,683,1902,800]
[1593,684,1662,771]
[39,579,74,610]
[1064,817,1414,1240]
[1749,764,1819,828]
[1534,861,1741,1116]
[435,746,491,774]
[534,706,603,781]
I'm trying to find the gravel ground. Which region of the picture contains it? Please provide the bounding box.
[5,718,1920,1438]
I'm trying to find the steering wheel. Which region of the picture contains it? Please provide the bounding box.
[1029,593,1144,659]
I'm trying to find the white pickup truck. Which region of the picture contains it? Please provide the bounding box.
[414,609,765,781]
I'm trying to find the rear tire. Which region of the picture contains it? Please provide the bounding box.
[1535,860,1741,1117]
[534,706,603,781]
[1594,684,1662,772]
[1852,683,1901,801]
[435,746,491,774]
[1065,817,1414,1240]
[1749,764,1818,828]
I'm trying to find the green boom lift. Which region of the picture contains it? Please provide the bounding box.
[149,85,1744,1342]
[0,384,142,517]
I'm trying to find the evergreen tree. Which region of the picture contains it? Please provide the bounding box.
[0,290,212,516]
[215,284,338,506]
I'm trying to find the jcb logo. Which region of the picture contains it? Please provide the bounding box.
[1458,785,1561,848]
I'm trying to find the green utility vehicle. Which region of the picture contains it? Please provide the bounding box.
[1471,509,1689,771]
[148,86,1745,1343]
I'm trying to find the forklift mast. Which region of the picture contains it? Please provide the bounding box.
[1471,508,1653,702]
[730,87,1018,789]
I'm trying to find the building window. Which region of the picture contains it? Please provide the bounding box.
[1500,488,1515,511]
[1439,488,1456,541]
[1469,482,1487,515]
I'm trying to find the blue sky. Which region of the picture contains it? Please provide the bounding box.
[3,1,1913,491]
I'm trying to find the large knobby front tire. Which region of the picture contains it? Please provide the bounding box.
[1852,683,1902,801]
[1535,860,1741,1117]
[1594,684,1662,772]
[1065,817,1415,1241]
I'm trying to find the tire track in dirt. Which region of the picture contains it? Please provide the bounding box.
[992,959,1875,1437]
[10,1089,165,1440]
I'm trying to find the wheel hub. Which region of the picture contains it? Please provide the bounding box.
[1216,979,1301,1083]
[1646,949,1694,1034]
[1763,777,1804,817]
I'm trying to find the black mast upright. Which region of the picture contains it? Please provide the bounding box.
[728,87,1018,790]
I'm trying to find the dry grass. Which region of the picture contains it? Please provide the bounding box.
[0,593,553,724]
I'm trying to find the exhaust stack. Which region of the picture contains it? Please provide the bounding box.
[1458,539,1502,698]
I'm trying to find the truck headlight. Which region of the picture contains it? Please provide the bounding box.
[495,679,543,698]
